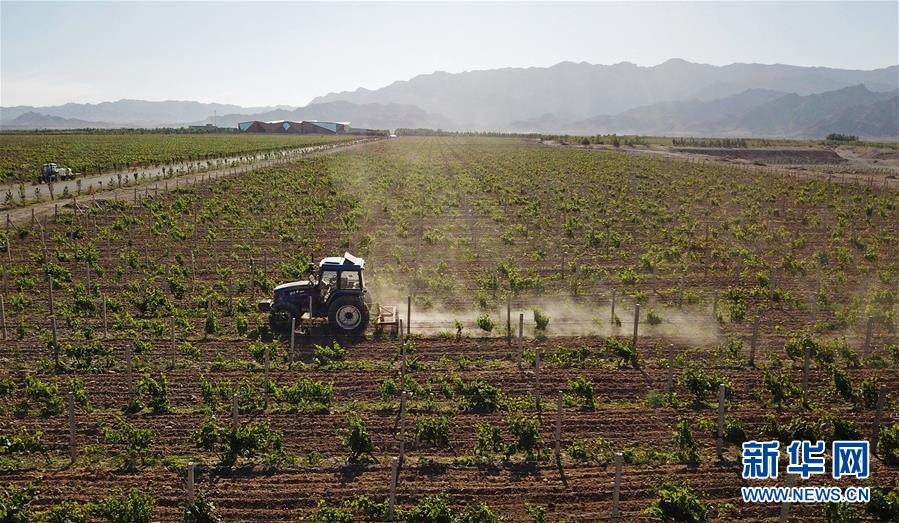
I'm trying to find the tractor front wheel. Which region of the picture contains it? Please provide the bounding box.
[269,302,298,333]
[328,296,369,335]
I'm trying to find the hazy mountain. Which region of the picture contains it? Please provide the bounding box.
[311,59,899,130]
[1,99,292,127]
[209,100,454,131]
[2,111,117,129]
[729,84,897,136]
[803,96,898,138]
[549,88,786,134]
[560,84,898,138]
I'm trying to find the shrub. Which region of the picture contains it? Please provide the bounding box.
[453,378,501,412]
[0,429,48,460]
[763,369,799,405]
[377,378,399,402]
[473,423,506,459]
[342,415,374,462]
[199,376,265,413]
[681,366,732,405]
[0,483,37,522]
[65,340,113,370]
[866,487,899,521]
[275,378,333,412]
[566,376,595,410]
[403,495,454,523]
[313,342,347,366]
[830,365,854,402]
[476,314,496,333]
[645,481,708,523]
[823,502,861,523]
[606,337,638,368]
[90,489,155,523]
[566,436,613,464]
[127,373,171,415]
[784,332,818,361]
[532,308,549,333]
[191,418,284,466]
[183,491,221,523]
[300,499,353,523]
[506,414,541,459]
[723,417,748,445]
[20,376,65,416]
[878,423,899,465]
[673,419,699,464]
[859,377,879,410]
[102,417,156,470]
[414,416,450,447]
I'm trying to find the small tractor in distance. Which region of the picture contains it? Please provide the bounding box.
[258,252,371,335]
[37,163,78,184]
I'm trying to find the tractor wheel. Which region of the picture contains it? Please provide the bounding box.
[328,296,369,335]
[269,302,298,333]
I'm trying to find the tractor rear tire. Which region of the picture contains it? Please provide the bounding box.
[328,296,369,335]
[269,302,299,333]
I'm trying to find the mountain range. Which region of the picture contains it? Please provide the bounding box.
[2,60,897,137]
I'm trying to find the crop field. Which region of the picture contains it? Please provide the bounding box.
[0,133,354,182]
[0,136,897,521]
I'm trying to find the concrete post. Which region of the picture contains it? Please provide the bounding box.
[802,344,811,393]
[554,391,563,462]
[67,392,76,462]
[611,452,622,522]
[716,384,726,460]
[872,385,886,455]
[187,462,195,504]
[631,303,640,350]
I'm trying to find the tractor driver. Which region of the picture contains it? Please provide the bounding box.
[320,270,339,300]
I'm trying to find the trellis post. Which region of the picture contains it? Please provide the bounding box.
[67,392,77,462]
[611,452,622,522]
[749,316,759,366]
[187,462,196,505]
[631,303,640,350]
[231,394,239,432]
[102,295,109,338]
[0,295,6,341]
[872,384,885,455]
[534,349,542,412]
[554,390,563,463]
[716,384,726,460]
[517,313,524,369]
[170,317,176,369]
[399,391,407,466]
[802,344,811,393]
[49,277,59,369]
[406,296,411,336]
[863,316,873,358]
[388,456,399,520]
[667,344,674,399]
[778,474,797,523]
[610,290,616,325]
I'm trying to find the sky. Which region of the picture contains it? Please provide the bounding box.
[1,1,897,108]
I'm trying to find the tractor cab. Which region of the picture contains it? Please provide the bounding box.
[259,253,370,335]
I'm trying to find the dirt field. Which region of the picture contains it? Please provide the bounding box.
[0,136,896,521]
[670,148,846,165]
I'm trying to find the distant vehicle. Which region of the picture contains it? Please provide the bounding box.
[38,163,78,183]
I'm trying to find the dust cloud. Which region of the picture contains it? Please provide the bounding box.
[367,279,722,345]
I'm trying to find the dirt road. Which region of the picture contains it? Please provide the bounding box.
[3,137,381,227]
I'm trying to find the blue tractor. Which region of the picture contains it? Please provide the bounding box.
[258,253,371,335]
